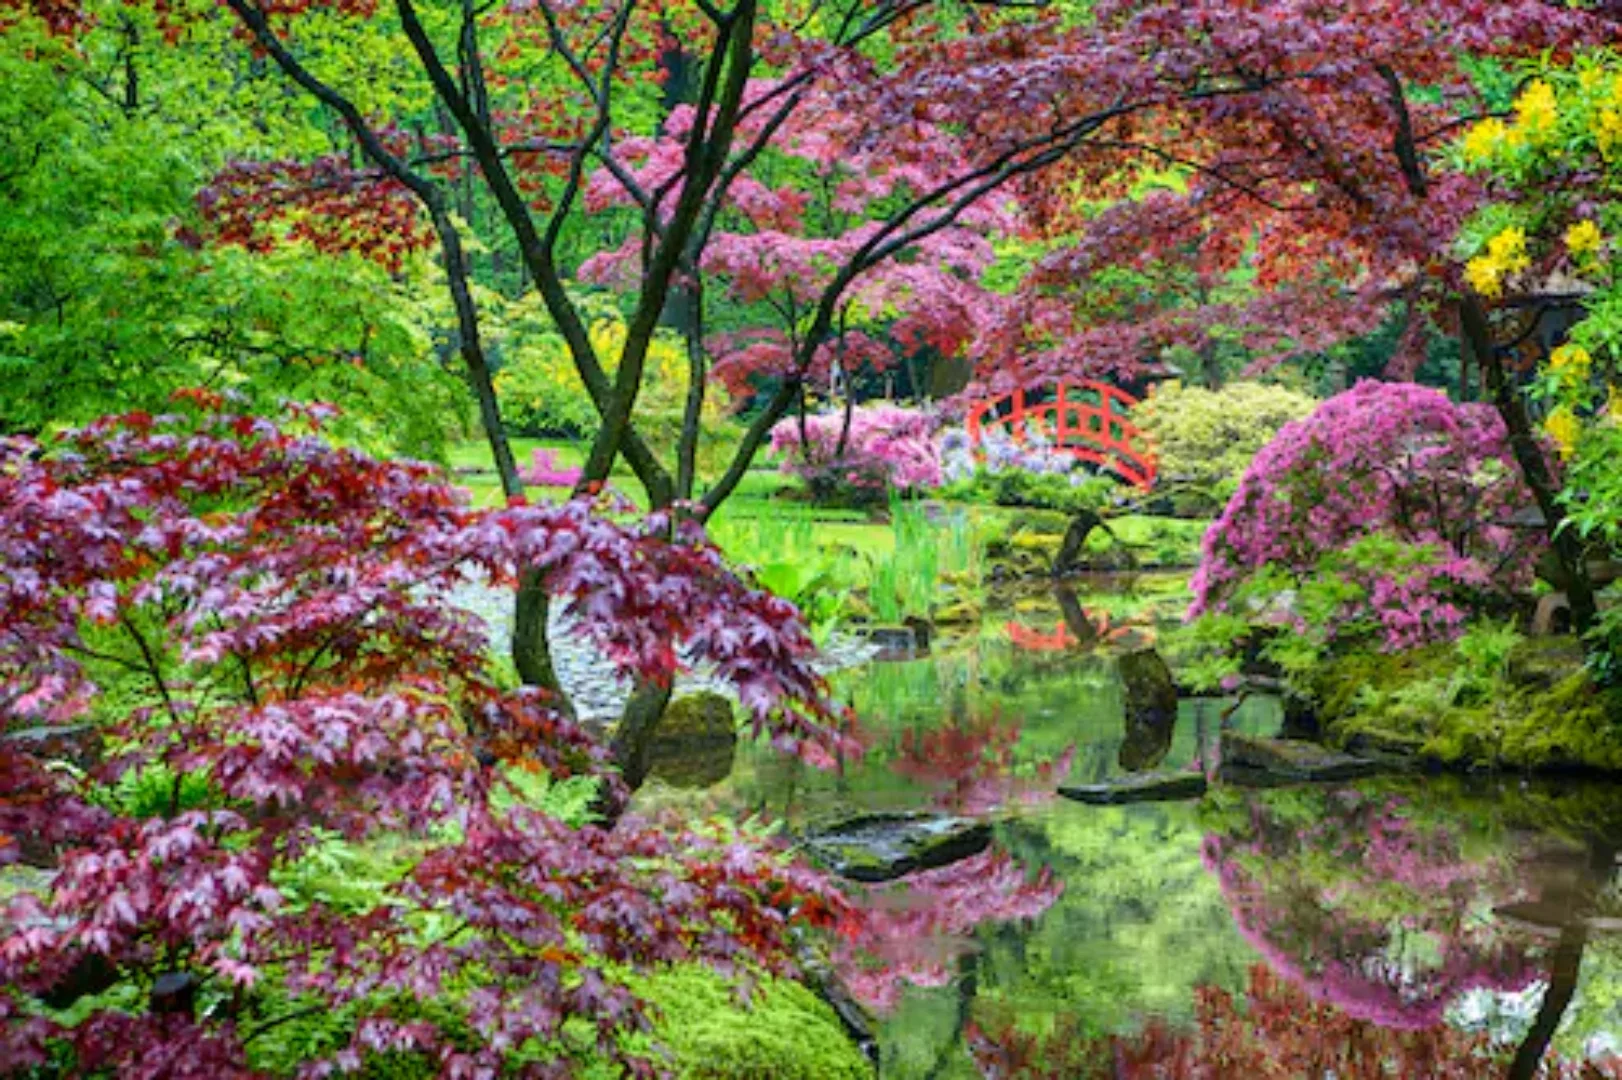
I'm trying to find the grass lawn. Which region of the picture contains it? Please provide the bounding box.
[446,436,1208,572]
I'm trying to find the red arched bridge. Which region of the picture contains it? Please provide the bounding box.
[964,379,1156,489]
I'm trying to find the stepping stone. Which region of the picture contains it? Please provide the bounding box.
[1059,771,1208,805]
[1220,732,1381,783]
[801,813,991,883]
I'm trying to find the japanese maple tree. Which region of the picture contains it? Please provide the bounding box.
[979,0,1615,629]
[159,0,1187,776]
[0,395,856,1076]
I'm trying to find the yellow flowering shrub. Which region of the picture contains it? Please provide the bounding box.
[1457,51,1622,668]
[494,307,697,437]
[1464,226,1532,299]
[1545,405,1581,461]
[1513,79,1559,145]
[1567,219,1603,259]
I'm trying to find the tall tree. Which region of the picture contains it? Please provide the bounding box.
[982,0,1612,629]
[184,0,1174,785]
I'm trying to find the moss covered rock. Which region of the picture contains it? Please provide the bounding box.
[801,813,991,882]
[647,692,737,788]
[1310,641,1622,773]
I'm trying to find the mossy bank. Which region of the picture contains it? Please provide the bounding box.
[1307,637,1622,773]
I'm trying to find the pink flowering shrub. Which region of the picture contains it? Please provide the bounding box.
[517,445,583,488]
[769,405,941,504]
[1190,381,1543,653]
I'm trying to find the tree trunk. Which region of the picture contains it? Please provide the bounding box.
[1506,841,1614,1080]
[1459,294,1597,636]
[513,571,570,708]
[608,677,676,794]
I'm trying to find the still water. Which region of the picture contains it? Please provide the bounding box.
[640,576,1622,1078]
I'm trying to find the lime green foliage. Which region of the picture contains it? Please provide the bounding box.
[1085,514,1207,567]
[983,511,1205,580]
[940,468,1117,516]
[1134,381,1317,511]
[710,499,982,630]
[709,515,864,642]
[0,15,460,458]
[1313,633,1622,771]
[492,296,671,437]
[489,295,745,483]
[585,965,871,1080]
[866,500,983,624]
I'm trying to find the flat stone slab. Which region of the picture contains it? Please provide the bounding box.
[1220,732,1382,783]
[1059,771,1208,805]
[801,813,991,883]
[1494,901,1622,937]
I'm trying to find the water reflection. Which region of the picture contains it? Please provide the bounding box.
[637,578,1622,1076]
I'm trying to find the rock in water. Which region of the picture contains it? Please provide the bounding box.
[1219,732,1380,784]
[1059,771,1208,805]
[801,813,992,883]
[646,691,737,788]
[1118,649,1178,772]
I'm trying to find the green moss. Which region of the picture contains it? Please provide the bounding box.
[1313,640,1622,773]
[592,965,871,1080]
[660,692,736,738]
[1497,673,1622,771]
[1308,644,1455,726]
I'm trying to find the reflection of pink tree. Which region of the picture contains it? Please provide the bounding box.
[1203,789,1542,1029]
[890,711,1075,815]
[966,963,1622,1079]
[836,850,1062,1013]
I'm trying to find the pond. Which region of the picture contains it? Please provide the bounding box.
[634,574,1622,1079]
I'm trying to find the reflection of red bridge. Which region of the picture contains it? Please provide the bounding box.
[965,379,1156,489]
[1005,614,1151,651]
[1006,621,1079,651]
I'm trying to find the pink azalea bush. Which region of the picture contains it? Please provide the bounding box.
[1190,381,1543,651]
[769,404,941,502]
[517,446,583,488]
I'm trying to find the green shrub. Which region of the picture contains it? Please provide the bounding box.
[1135,381,1317,512]
[1308,634,1622,772]
[941,468,1117,515]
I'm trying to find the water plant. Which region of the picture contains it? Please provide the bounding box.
[862,498,984,625]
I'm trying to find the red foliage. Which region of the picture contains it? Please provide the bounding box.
[199,155,438,272]
[0,398,855,1076]
[976,0,1613,388]
[890,711,1075,816]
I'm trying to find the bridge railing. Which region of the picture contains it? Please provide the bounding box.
[964,379,1157,489]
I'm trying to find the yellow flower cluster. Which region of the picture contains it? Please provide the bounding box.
[1461,117,1513,163]
[1567,219,1604,258]
[1515,80,1559,144]
[1600,108,1622,161]
[1545,405,1581,460]
[1461,81,1563,163]
[1465,227,1531,299]
[1549,342,1593,384]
